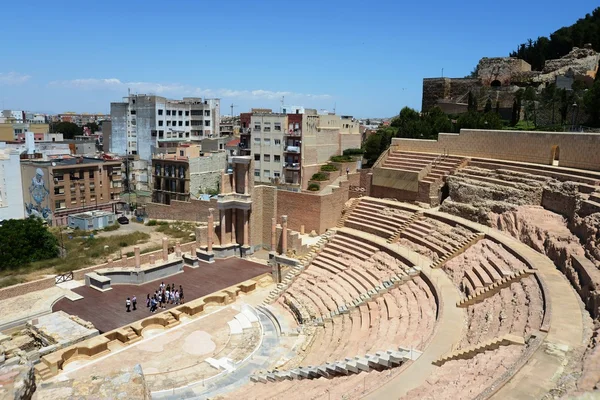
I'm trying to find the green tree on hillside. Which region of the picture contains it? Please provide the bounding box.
[484,98,493,113]
[0,218,59,270]
[584,80,600,126]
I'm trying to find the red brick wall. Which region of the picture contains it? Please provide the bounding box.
[146,198,218,221]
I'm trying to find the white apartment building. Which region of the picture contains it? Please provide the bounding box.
[245,108,361,188]
[0,142,25,221]
[110,95,220,161]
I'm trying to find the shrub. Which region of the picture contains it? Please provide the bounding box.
[330,155,354,163]
[125,251,134,257]
[307,183,320,191]
[146,220,158,226]
[103,224,120,232]
[158,221,169,226]
[320,164,338,172]
[310,172,329,181]
[343,148,364,156]
[119,241,129,247]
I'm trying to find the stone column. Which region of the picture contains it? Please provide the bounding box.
[300,225,305,235]
[190,244,196,258]
[175,242,181,257]
[271,217,276,252]
[220,209,226,246]
[281,215,288,256]
[244,165,249,195]
[134,246,141,269]
[207,208,214,253]
[121,254,128,268]
[162,237,168,261]
[149,254,155,265]
[107,258,113,270]
[231,167,236,193]
[243,209,249,247]
[231,209,237,244]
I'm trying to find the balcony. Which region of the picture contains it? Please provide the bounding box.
[240,128,251,134]
[285,130,302,137]
[284,162,300,170]
[285,145,300,153]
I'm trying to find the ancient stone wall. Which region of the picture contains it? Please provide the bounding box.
[146,198,217,221]
[392,129,600,171]
[251,185,277,249]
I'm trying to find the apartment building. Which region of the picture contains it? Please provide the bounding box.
[110,94,220,161]
[21,156,122,226]
[53,112,109,126]
[152,144,226,204]
[0,143,24,221]
[0,121,50,142]
[239,107,360,188]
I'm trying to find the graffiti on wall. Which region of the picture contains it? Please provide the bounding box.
[24,167,52,221]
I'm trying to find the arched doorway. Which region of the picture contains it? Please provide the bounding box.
[490,79,502,88]
[551,145,560,166]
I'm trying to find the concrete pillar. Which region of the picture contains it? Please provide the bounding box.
[231,167,236,193]
[231,209,237,244]
[271,217,276,252]
[281,215,288,256]
[220,210,226,246]
[149,254,155,265]
[243,209,249,247]
[134,246,141,269]
[208,208,214,253]
[175,242,181,257]
[162,237,168,261]
[121,254,128,268]
[190,243,196,258]
[300,225,305,235]
[107,258,113,269]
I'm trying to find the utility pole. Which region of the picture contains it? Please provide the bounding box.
[230,104,237,118]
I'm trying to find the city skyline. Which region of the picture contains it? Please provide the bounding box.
[0,0,595,117]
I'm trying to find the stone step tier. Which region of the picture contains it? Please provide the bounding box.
[250,346,422,383]
[433,334,525,366]
[431,232,485,269]
[457,269,536,307]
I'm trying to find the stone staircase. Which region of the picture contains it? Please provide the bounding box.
[431,232,485,269]
[336,198,360,228]
[263,231,336,305]
[433,334,525,366]
[34,363,53,381]
[265,266,421,326]
[250,346,422,382]
[122,326,142,344]
[387,212,423,244]
[457,269,536,307]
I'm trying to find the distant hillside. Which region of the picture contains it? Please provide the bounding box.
[510,7,600,70]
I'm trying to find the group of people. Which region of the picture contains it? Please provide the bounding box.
[125,282,185,313]
[147,282,185,313]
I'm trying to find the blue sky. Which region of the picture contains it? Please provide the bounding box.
[0,0,596,117]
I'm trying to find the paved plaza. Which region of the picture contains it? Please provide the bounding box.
[53,258,270,332]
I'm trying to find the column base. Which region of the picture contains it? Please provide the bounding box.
[240,245,253,258]
[183,254,201,268]
[195,250,215,264]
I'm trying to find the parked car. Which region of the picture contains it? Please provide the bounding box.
[117,216,129,225]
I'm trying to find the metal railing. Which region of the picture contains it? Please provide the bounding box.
[55,272,73,284]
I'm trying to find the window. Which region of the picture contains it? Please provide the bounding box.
[264,170,271,178]
[254,169,260,177]
[166,110,171,116]
[274,123,281,131]
[131,110,136,115]
[254,137,260,144]
[254,154,260,161]
[158,130,164,138]
[55,200,65,209]
[185,111,189,116]
[158,120,163,126]
[158,109,163,115]
[185,121,189,126]
[274,155,281,162]
[264,138,271,145]
[264,122,271,132]
[253,124,261,131]
[89,171,94,178]
[204,120,210,126]
[178,121,183,126]
[178,110,183,116]
[167,121,171,126]
[264,154,271,162]
[205,110,210,116]
[274,139,281,145]
[180,150,184,156]
[191,120,203,126]
[274,172,280,178]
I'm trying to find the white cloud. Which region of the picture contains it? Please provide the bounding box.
[0,72,31,85]
[48,78,331,100]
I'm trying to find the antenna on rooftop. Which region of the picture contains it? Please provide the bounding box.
[281,96,284,113]
[333,102,336,115]
[230,103,237,118]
